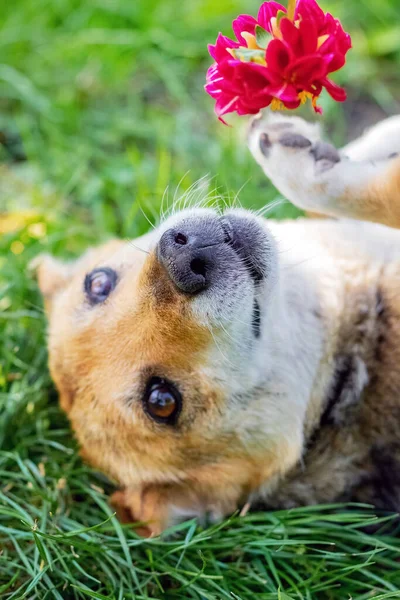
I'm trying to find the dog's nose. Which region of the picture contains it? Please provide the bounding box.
[157,220,227,294]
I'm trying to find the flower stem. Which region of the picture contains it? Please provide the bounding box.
[287,0,296,21]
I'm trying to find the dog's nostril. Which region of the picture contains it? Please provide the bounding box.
[174,232,187,245]
[190,258,207,278]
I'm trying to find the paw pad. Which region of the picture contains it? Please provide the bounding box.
[267,121,294,132]
[311,141,340,164]
[279,132,312,149]
[259,132,272,156]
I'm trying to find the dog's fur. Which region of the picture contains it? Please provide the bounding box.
[35,115,400,535]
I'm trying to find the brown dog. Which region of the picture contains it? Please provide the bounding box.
[35,115,400,535]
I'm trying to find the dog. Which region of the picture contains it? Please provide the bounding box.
[35,114,400,535]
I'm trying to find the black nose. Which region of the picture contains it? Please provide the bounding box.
[157,219,227,294]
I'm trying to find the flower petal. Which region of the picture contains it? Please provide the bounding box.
[265,39,291,74]
[257,1,286,31]
[279,18,300,49]
[295,0,325,29]
[317,34,335,55]
[208,33,239,62]
[269,82,300,104]
[298,18,318,55]
[288,55,327,83]
[215,93,239,116]
[327,52,346,73]
[322,77,347,101]
[323,14,352,54]
[232,14,258,44]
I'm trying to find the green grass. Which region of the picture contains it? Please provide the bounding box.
[1,0,400,597]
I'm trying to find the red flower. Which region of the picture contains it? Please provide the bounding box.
[205,0,351,122]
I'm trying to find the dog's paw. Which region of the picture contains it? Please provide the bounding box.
[247,113,400,224]
[247,114,367,215]
[248,114,341,186]
[248,116,400,227]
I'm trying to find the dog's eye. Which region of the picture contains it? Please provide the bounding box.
[143,378,182,425]
[84,268,117,304]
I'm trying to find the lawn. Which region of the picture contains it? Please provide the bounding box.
[1,0,400,598]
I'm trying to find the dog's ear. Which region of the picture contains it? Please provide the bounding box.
[30,254,74,311]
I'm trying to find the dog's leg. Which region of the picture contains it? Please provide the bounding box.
[342,115,400,162]
[248,115,400,228]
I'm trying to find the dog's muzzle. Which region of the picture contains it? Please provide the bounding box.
[157,214,268,294]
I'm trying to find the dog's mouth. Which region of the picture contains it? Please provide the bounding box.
[157,211,270,295]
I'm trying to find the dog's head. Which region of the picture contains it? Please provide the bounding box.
[36,208,303,526]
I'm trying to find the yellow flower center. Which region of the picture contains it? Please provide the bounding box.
[270,91,318,112]
[270,98,286,111]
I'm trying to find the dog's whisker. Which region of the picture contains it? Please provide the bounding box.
[215,319,237,343]
[160,185,170,222]
[207,324,236,368]
[139,203,156,230]
[167,170,191,217]
[281,256,318,271]
[231,178,251,209]
[256,198,286,217]
[127,241,150,255]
